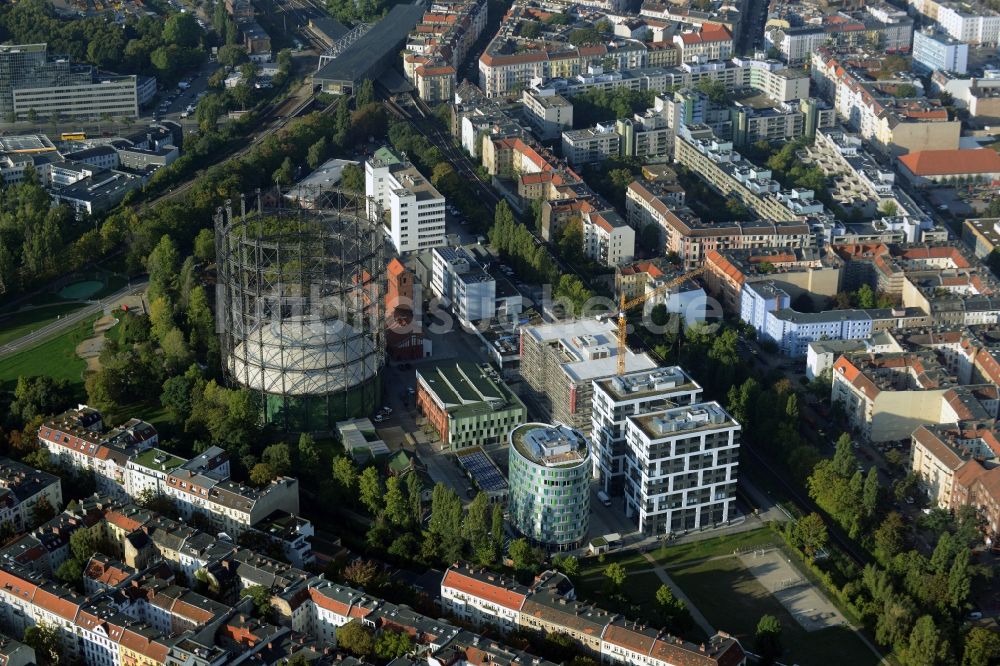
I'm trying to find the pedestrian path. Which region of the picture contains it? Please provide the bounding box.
[638,552,716,638]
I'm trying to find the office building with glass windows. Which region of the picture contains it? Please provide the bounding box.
[624,402,740,535]
[0,43,140,119]
[507,422,591,550]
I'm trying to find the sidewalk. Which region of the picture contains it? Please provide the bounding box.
[638,552,716,638]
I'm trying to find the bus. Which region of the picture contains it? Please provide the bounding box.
[60,132,86,141]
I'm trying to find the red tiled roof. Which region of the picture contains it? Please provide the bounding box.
[678,24,732,44]
[899,149,1000,177]
[441,568,527,611]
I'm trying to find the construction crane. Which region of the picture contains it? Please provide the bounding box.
[616,267,706,376]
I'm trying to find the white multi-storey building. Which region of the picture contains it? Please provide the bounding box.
[582,209,635,267]
[430,247,498,323]
[365,147,446,253]
[591,367,703,496]
[623,402,740,535]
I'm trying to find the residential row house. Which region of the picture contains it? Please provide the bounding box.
[440,564,746,666]
[37,407,301,544]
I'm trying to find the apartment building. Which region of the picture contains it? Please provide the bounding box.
[912,28,969,74]
[811,51,961,156]
[562,124,620,167]
[366,146,446,253]
[0,459,62,533]
[521,89,573,140]
[582,208,635,267]
[672,24,733,63]
[439,563,747,665]
[519,320,658,433]
[703,247,843,315]
[37,406,158,497]
[625,181,814,269]
[415,361,526,451]
[478,21,646,97]
[591,367,703,495]
[830,352,998,441]
[403,0,489,101]
[430,247,497,323]
[673,128,821,223]
[624,402,740,535]
[909,0,1000,44]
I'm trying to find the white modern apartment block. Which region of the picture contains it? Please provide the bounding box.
[365,147,446,254]
[522,89,573,140]
[912,28,969,74]
[430,246,497,323]
[935,2,1000,45]
[623,402,740,535]
[562,124,620,167]
[591,367,703,496]
[583,209,635,266]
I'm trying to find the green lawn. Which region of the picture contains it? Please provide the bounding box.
[0,315,98,391]
[670,555,879,666]
[0,303,88,346]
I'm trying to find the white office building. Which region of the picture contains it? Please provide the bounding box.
[430,246,496,323]
[912,29,968,75]
[365,147,446,254]
[591,367,703,496]
[624,402,740,535]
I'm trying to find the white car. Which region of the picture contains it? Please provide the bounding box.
[407,387,415,394]
[374,414,384,423]
[382,406,393,414]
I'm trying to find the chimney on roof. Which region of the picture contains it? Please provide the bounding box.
[699,644,705,652]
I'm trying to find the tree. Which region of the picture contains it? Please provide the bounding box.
[343,559,380,588]
[407,473,424,525]
[948,551,972,610]
[856,284,876,309]
[901,615,950,666]
[273,156,295,187]
[164,12,202,47]
[249,462,276,485]
[262,443,291,476]
[298,433,320,470]
[464,492,490,544]
[832,434,856,478]
[30,496,57,526]
[341,163,364,191]
[355,79,375,109]
[56,557,84,585]
[23,622,61,666]
[161,327,193,374]
[332,457,358,497]
[554,554,579,577]
[384,476,409,527]
[794,513,828,558]
[10,376,73,425]
[358,467,383,515]
[656,584,685,619]
[508,537,534,571]
[193,228,215,263]
[240,585,274,620]
[862,468,880,519]
[963,627,1000,666]
[217,44,247,68]
[337,620,375,657]
[375,630,412,659]
[604,562,627,592]
[754,615,783,665]
[429,483,464,562]
[878,200,898,217]
[307,137,329,169]
[146,234,180,302]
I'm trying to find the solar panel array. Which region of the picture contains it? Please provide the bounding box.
[459,449,508,493]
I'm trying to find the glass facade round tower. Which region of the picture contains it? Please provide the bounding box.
[508,422,591,550]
